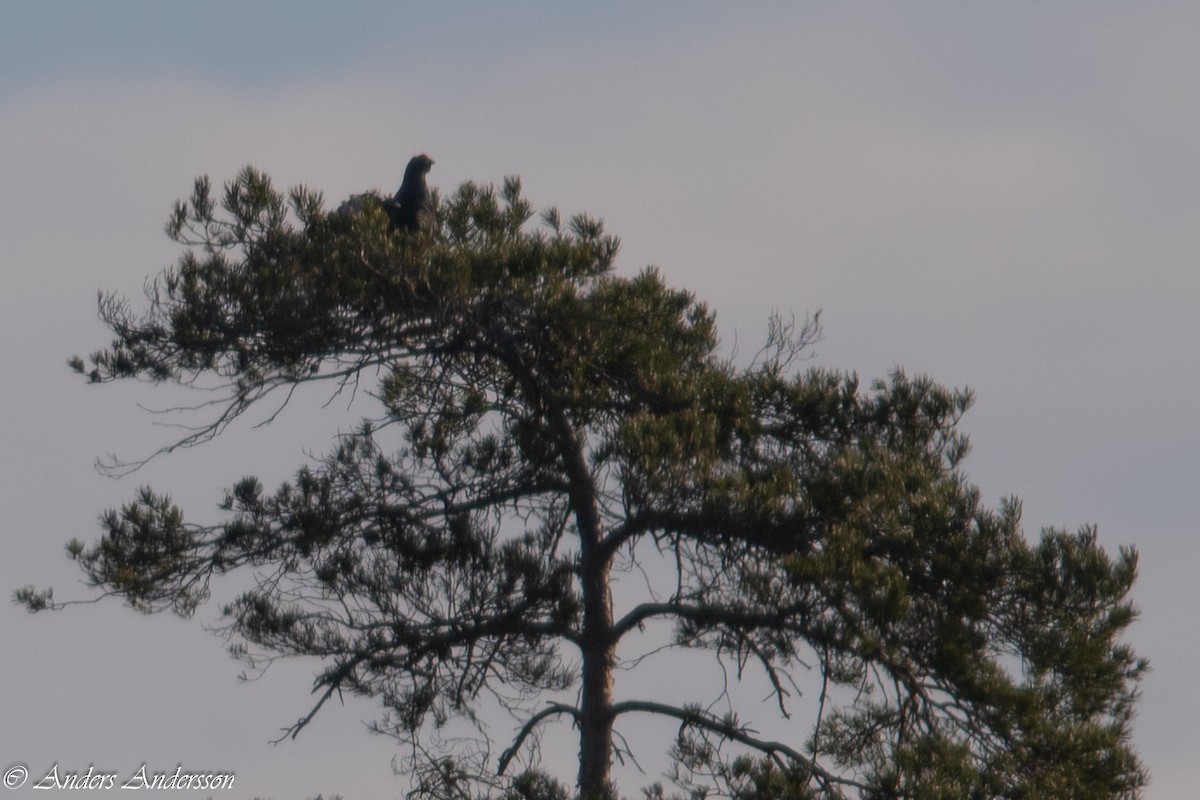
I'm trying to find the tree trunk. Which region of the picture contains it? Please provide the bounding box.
[578,548,615,799]
[537,389,616,798]
[561,425,615,798]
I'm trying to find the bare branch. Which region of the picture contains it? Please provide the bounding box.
[610,699,879,794]
[497,702,580,775]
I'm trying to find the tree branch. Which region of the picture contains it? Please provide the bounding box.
[611,599,811,643]
[497,702,580,775]
[270,652,368,743]
[610,699,879,794]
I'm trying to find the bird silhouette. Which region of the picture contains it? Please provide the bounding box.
[384,154,434,232]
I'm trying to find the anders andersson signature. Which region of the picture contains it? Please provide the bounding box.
[3,763,235,791]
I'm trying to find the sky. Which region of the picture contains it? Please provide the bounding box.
[3,2,1200,797]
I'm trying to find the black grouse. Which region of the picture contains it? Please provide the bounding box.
[384,154,434,232]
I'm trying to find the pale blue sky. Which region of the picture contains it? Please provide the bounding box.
[4,4,1200,798]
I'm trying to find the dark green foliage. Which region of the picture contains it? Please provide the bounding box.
[24,167,1146,799]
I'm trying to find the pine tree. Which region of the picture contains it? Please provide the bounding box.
[19,167,1147,799]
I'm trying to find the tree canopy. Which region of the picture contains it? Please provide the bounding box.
[20,167,1147,799]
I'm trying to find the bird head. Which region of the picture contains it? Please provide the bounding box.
[409,154,434,174]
